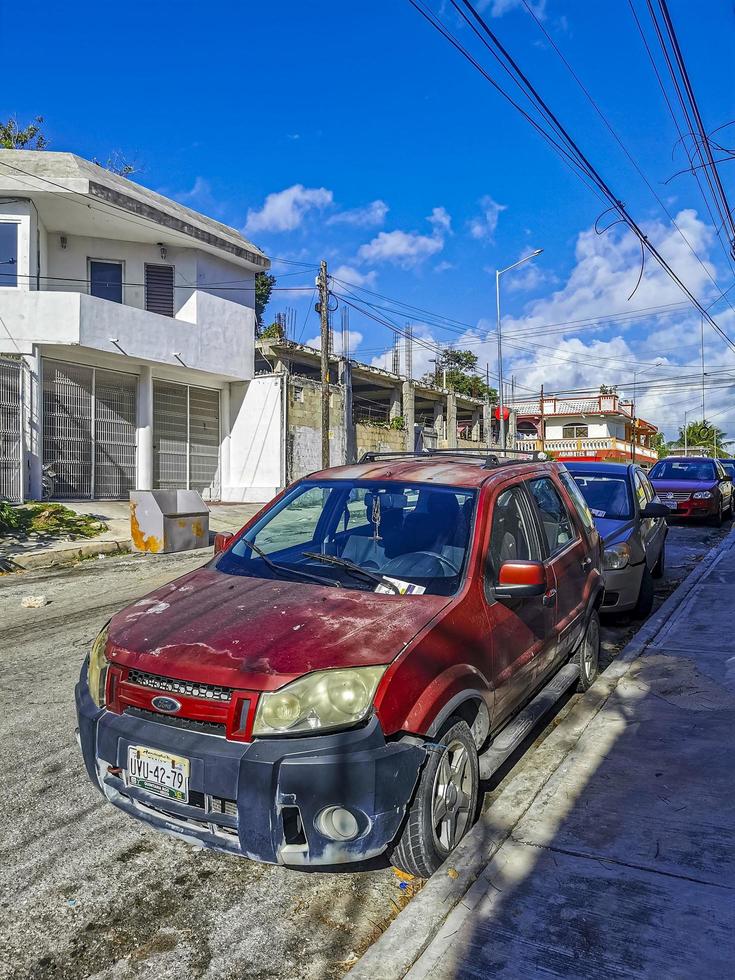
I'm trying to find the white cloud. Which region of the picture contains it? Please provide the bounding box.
[428,206,452,235]
[434,260,455,273]
[327,200,389,228]
[305,329,364,356]
[468,195,507,241]
[358,229,443,268]
[244,184,333,234]
[480,0,546,18]
[331,264,377,289]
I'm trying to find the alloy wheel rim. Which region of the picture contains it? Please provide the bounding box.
[431,739,474,854]
[583,618,599,680]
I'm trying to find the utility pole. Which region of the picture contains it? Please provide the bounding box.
[701,316,706,420]
[318,260,330,470]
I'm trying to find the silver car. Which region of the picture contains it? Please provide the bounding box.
[566,462,668,617]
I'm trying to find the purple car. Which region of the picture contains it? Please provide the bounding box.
[648,456,733,525]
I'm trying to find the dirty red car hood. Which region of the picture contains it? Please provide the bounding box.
[107,566,450,690]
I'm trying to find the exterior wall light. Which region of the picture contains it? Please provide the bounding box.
[158,243,168,260]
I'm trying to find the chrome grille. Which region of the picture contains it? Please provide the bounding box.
[127,668,232,702]
[663,491,691,502]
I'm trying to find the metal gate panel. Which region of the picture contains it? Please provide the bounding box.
[153,381,188,490]
[189,386,220,497]
[95,369,137,499]
[153,381,220,497]
[43,360,93,499]
[0,358,23,503]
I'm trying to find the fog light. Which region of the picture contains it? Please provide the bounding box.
[316,806,360,841]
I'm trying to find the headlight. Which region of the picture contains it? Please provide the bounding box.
[603,542,630,570]
[87,626,110,708]
[253,666,386,736]
[693,491,712,499]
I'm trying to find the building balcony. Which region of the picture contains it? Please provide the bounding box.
[0,288,254,380]
[515,435,658,462]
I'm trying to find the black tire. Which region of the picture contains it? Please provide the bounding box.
[390,718,479,879]
[634,566,655,618]
[573,609,600,692]
[652,541,665,579]
[709,500,723,527]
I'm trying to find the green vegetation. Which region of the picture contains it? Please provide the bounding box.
[421,348,498,401]
[0,502,107,540]
[255,272,277,331]
[669,419,730,457]
[0,115,47,150]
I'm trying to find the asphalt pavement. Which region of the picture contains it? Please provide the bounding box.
[0,518,729,980]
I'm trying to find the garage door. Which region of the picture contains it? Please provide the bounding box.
[153,381,220,498]
[42,360,137,499]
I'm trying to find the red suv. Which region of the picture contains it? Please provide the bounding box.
[76,452,602,876]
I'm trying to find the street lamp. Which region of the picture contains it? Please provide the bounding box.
[496,249,543,449]
[631,359,663,462]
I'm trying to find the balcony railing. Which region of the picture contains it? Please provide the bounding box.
[514,436,657,461]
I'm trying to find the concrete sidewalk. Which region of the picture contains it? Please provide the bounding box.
[354,528,735,979]
[1,499,263,570]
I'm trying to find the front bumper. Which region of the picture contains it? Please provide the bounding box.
[75,665,425,866]
[664,497,718,519]
[601,562,644,612]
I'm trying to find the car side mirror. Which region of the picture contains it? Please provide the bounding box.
[214,531,234,554]
[641,502,669,519]
[495,560,547,600]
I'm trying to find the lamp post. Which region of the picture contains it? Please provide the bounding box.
[496,249,543,449]
[631,359,663,462]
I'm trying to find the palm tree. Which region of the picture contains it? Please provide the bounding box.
[669,419,731,457]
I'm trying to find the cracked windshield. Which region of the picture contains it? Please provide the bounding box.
[216,480,476,595]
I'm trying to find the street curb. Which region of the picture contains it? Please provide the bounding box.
[349,526,735,980]
[5,538,132,571]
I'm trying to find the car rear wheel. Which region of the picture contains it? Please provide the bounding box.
[634,566,655,618]
[573,610,600,692]
[390,718,479,878]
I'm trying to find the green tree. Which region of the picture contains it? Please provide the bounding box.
[671,419,730,456]
[650,432,669,459]
[0,115,47,150]
[421,348,498,400]
[255,272,276,332]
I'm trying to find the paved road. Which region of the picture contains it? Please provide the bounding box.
[0,518,729,979]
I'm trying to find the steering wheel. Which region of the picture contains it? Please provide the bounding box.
[382,550,461,577]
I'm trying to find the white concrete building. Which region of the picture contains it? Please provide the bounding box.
[0,149,282,503]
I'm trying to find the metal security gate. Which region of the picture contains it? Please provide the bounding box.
[42,360,137,499]
[0,358,23,503]
[153,381,220,498]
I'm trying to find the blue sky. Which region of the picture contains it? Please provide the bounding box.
[2,0,734,438]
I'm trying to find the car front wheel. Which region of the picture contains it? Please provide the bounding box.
[390,718,479,878]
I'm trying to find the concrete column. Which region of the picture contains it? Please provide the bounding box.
[339,358,356,463]
[447,392,457,449]
[433,400,444,443]
[402,381,415,451]
[483,400,492,448]
[471,408,481,443]
[507,407,517,447]
[220,383,231,501]
[137,366,153,490]
[389,385,402,422]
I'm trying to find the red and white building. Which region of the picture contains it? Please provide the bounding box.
[510,393,658,464]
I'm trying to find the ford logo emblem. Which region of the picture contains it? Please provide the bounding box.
[151,695,181,714]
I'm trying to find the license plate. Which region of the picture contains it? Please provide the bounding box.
[663,500,679,509]
[126,745,190,803]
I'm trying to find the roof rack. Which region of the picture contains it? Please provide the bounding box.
[357,447,550,469]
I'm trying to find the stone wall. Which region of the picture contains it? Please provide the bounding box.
[287,377,346,481]
[355,423,405,460]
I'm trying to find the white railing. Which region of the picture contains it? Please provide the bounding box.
[514,437,658,460]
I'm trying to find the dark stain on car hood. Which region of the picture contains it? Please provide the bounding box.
[106,566,450,690]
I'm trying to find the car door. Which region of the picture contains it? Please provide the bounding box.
[715,460,732,510]
[482,482,555,726]
[526,474,588,679]
[634,468,665,570]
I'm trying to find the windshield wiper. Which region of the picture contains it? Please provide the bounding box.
[243,538,341,588]
[301,552,401,594]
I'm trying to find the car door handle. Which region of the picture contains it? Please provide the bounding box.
[542,588,557,607]
[580,556,592,571]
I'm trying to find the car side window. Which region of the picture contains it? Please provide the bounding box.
[633,471,648,511]
[486,486,541,591]
[639,471,655,504]
[528,477,577,556]
[558,470,595,532]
